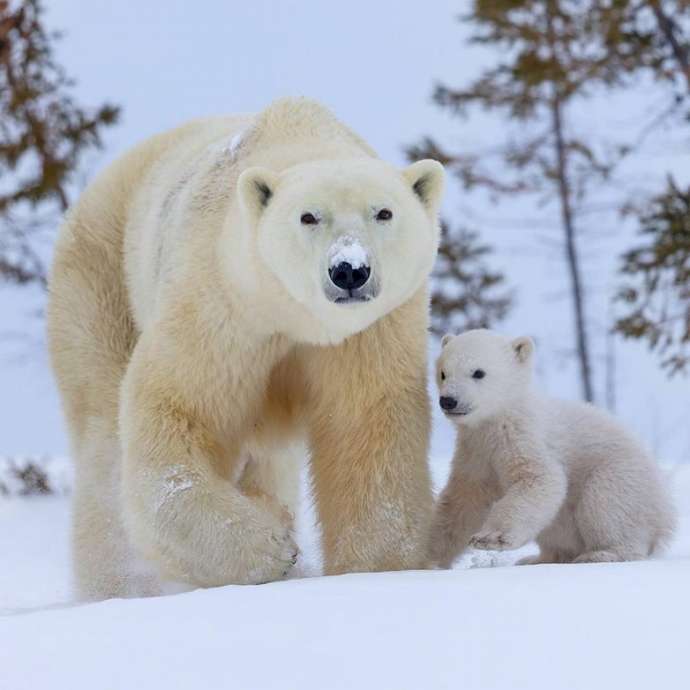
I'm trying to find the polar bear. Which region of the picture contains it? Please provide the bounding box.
[47,98,445,599]
[429,329,675,568]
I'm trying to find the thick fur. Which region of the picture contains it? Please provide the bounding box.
[429,329,676,568]
[47,98,444,599]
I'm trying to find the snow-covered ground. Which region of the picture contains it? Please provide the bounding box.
[1,458,689,690]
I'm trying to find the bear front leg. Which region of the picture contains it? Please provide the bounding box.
[120,338,298,588]
[303,293,433,574]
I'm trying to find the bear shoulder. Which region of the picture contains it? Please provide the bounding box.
[245,97,378,158]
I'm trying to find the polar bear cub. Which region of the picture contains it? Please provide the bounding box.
[430,329,675,567]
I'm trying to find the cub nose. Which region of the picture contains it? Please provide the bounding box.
[439,396,458,411]
[329,262,371,291]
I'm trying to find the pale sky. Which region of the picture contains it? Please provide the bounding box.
[1,0,688,462]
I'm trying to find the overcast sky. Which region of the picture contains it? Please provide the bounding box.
[1,0,688,462]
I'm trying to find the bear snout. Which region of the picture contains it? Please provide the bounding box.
[324,235,380,304]
[439,396,458,411]
[439,396,472,416]
[328,262,371,291]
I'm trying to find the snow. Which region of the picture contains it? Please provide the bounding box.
[227,131,244,155]
[157,464,197,512]
[328,235,369,269]
[0,498,71,611]
[1,460,688,689]
[221,129,246,159]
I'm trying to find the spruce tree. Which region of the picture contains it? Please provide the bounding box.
[616,178,690,374]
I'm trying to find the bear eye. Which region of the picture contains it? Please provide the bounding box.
[300,212,319,225]
[472,369,486,380]
[376,208,393,222]
[440,371,446,381]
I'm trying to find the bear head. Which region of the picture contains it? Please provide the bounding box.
[436,329,535,427]
[237,157,444,343]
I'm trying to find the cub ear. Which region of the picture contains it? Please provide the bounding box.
[402,160,445,212]
[441,333,454,348]
[512,336,535,363]
[237,166,278,223]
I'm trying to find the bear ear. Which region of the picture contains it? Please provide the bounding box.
[237,166,279,223]
[402,160,445,212]
[441,333,454,348]
[512,336,535,363]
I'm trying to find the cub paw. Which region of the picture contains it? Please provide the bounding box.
[470,528,522,552]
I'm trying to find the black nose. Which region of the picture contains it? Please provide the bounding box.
[439,396,457,411]
[329,262,371,291]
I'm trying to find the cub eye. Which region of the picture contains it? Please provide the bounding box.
[440,371,446,381]
[472,369,486,380]
[300,212,319,225]
[376,208,393,222]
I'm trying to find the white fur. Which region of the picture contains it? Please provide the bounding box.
[47,98,444,599]
[430,329,676,567]
[328,235,368,270]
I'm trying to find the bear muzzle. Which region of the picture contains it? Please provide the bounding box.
[324,263,379,304]
[324,236,379,305]
[439,396,473,417]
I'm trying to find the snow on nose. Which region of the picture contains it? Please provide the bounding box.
[328,235,369,270]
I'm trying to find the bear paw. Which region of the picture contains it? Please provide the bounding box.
[144,492,300,588]
[245,524,300,583]
[241,495,299,582]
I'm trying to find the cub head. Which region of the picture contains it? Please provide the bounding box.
[436,329,535,427]
[237,157,444,342]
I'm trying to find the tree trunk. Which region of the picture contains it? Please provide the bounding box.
[550,96,594,402]
[650,1,690,92]
[546,2,594,402]
[605,301,617,412]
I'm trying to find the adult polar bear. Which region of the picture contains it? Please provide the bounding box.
[47,98,445,599]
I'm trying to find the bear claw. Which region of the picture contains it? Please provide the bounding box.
[470,529,517,551]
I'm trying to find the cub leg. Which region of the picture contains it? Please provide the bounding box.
[573,548,646,563]
[470,438,567,552]
[573,465,657,564]
[429,469,493,568]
